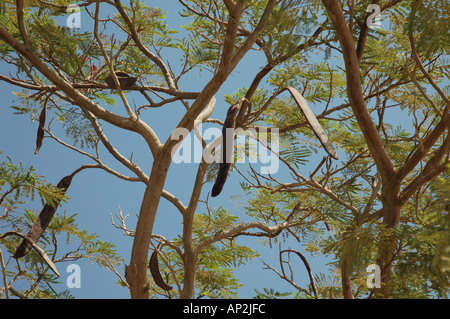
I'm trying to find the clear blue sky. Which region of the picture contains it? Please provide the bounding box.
[0,1,337,298]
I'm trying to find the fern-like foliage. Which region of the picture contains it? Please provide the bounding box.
[0,156,124,298]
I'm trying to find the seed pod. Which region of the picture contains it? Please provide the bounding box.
[105,71,137,89]
[34,105,46,155]
[287,87,338,160]
[149,251,173,291]
[211,163,230,197]
[13,175,73,259]
[1,232,60,277]
[211,102,241,197]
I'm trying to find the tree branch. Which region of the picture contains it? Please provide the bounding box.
[400,131,450,203]
[196,202,303,251]
[230,0,277,70]
[15,0,32,49]
[94,0,136,119]
[113,0,176,90]
[355,0,380,64]
[0,246,9,299]
[239,23,327,123]
[82,109,149,182]
[396,114,450,182]
[322,0,395,182]
[281,249,318,298]
[0,74,199,99]
[0,25,160,156]
[409,33,450,106]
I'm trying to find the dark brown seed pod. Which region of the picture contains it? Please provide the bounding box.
[287,87,338,160]
[149,251,173,291]
[13,175,73,259]
[34,105,46,155]
[211,102,241,197]
[105,71,137,89]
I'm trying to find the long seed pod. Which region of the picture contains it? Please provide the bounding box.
[34,105,46,155]
[1,231,60,276]
[211,101,241,197]
[105,71,137,89]
[149,250,173,291]
[13,175,73,259]
[286,87,339,160]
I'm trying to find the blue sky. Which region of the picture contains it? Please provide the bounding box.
[0,1,341,299]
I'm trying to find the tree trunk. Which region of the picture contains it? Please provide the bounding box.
[180,248,198,299]
[125,152,172,299]
[376,182,402,298]
[180,161,209,298]
[341,257,354,299]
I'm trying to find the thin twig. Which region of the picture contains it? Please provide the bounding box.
[0,246,10,299]
[281,249,318,298]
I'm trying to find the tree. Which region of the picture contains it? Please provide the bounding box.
[247,0,449,298]
[0,0,448,299]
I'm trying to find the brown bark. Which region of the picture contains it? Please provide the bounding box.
[125,152,173,298]
[180,247,198,299]
[377,183,402,297]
